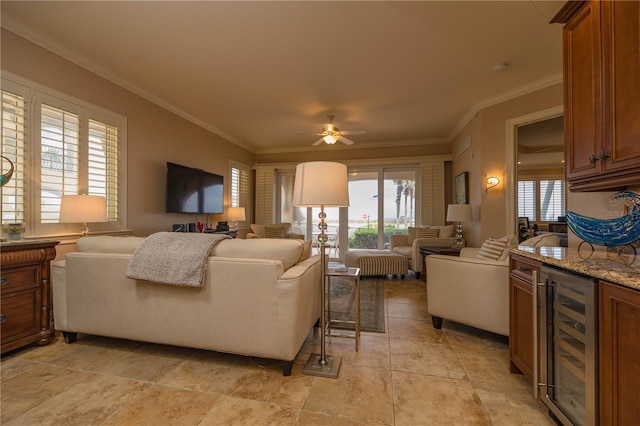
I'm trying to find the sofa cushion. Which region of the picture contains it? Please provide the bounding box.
[77,236,145,254]
[430,225,454,238]
[211,238,304,270]
[417,228,439,238]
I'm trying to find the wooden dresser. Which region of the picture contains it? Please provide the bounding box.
[1,240,58,354]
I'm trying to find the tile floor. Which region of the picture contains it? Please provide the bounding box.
[1,275,555,425]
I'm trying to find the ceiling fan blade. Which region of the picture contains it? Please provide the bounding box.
[338,136,355,145]
[339,129,366,136]
[312,137,325,146]
[296,132,323,136]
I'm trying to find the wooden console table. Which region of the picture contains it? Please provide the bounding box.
[420,246,462,282]
[1,240,58,354]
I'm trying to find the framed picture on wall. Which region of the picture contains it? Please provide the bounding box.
[455,172,468,204]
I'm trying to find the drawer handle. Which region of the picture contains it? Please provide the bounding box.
[0,278,7,286]
[0,314,6,323]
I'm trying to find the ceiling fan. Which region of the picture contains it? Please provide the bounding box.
[305,115,366,146]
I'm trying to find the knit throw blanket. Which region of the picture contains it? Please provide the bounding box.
[126,232,230,287]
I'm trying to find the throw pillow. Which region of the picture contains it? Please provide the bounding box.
[431,224,455,238]
[265,225,286,238]
[416,228,439,239]
[476,236,510,260]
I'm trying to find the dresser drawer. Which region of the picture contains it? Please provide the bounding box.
[1,266,39,294]
[0,289,40,342]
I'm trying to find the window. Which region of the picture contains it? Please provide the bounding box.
[518,180,536,221]
[1,75,126,237]
[230,160,250,226]
[1,87,27,224]
[518,178,565,223]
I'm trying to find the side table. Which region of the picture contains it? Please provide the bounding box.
[325,267,361,351]
[420,246,462,282]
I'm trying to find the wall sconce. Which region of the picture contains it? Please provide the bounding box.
[486,176,500,193]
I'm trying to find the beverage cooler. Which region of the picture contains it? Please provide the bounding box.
[533,265,598,426]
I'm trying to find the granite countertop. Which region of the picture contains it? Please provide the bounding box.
[510,246,640,291]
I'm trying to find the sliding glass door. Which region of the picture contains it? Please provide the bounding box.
[277,166,417,259]
[345,167,417,253]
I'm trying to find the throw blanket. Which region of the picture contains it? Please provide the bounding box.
[126,232,230,287]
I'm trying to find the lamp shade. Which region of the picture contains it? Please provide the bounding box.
[227,206,246,221]
[447,204,472,222]
[59,195,107,223]
[293,162,349,207]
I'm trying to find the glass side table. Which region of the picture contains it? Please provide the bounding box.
[325,267,361,351]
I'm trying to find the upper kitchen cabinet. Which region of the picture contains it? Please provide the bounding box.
[553,0,640,191]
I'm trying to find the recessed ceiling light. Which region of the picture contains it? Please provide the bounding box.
[493,62,508,72]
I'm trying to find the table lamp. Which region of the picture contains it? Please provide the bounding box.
[447,203,472,248]
[59,194,107,237]
[227,207,245,231]
[293,161,349,379]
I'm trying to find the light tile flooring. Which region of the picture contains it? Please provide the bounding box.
[1,275,555,425]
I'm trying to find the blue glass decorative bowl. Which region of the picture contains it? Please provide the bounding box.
[565,191,640,247]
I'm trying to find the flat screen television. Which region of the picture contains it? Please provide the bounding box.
[166,162,224,214]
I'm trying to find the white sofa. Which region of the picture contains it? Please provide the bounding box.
[52,236,321,376]
[389,225,457,277]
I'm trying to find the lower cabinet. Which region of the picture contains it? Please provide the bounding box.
[599,281,640,425]
[509,254,541,381]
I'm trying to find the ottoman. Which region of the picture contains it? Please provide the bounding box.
[344,249,409,278]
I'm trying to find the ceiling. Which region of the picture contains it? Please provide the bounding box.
[1,1,566,154]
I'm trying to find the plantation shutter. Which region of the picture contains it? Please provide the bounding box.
[1,88,27,224]
[88,119,119,221]
[40,104,79,223]
[230,164,249,209]
[255,166,275,224]
[518,180,536,221]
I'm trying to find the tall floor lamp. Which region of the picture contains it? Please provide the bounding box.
[293,161,349,379]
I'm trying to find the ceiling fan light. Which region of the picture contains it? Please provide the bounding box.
[323,134,338,144]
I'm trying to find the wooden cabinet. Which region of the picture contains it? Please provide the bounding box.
[599,280,640,425]
[554,0,640,191]
[509,254,541,381]
[1,240,58,354]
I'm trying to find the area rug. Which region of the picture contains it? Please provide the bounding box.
[326,277,385,333]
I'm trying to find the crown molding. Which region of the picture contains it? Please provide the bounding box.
[1,14,255,153]
[448,72,563,141]
[3,12,562,156]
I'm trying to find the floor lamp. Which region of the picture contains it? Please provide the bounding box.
[293,161,349,379]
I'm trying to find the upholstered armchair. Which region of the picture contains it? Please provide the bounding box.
[426,247,511,336]
[426,234,560,336]
[389,225,457,278]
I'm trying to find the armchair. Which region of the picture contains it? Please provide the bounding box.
[426,248,510,336]
[389,225,457,278]
[426,234,561,336]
